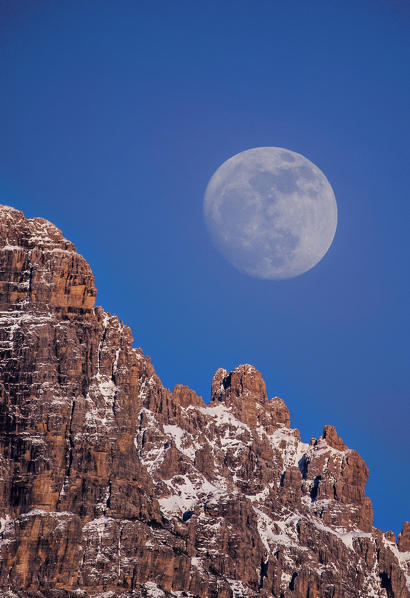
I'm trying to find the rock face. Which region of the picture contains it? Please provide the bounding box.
[0,205,408,598]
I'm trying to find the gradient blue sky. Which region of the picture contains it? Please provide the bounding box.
[1,1,409,534]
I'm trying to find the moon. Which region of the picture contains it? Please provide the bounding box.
[203,147,337,280]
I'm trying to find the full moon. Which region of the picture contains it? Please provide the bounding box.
[203,147,337,280]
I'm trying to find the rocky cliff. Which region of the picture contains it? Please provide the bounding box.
[0,205,408,598]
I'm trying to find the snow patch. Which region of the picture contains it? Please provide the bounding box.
[142,582,165,597]
[197,403,251,434]
[159,476,221,519]
[312,519,372,549]
[163,424,197,461]
[228,579,251,596]
[253,507,299,555]
[268,427,309,472]
[0,515,10,533]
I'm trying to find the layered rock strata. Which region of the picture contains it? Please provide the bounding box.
[0,205,408,598]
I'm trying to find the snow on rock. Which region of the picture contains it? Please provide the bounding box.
[197,403,251,435]
[266,426,309,472]
[142,583,166,597]
[0,207,408,598]
[162,424,198,461]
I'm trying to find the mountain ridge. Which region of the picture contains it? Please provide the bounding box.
[0,205,408,598]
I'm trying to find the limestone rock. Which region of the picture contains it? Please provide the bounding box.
[399,522,410,552]
[0,205,408,598]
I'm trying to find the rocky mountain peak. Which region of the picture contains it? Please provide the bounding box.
[322,424,347,450]
[0,205,408,598]
[210,365,293,431]
[399,522,410,552]
[211,364,267,404]
[0,204,96,315]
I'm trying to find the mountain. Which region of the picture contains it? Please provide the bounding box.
[0,204,408,598]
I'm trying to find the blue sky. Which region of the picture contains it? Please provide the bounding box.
[0,1,409,534]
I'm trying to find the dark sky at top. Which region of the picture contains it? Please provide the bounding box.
[0,0,409,534]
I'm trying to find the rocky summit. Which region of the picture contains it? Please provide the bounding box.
[0,205,408,598]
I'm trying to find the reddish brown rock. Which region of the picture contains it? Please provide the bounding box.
[173,384,204,408]
[323,424,347,450]
[268,395,291,428]
[0,206,96,314]
[0,205,408,598]
[399,521,410,552]
[211,363,268,404]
